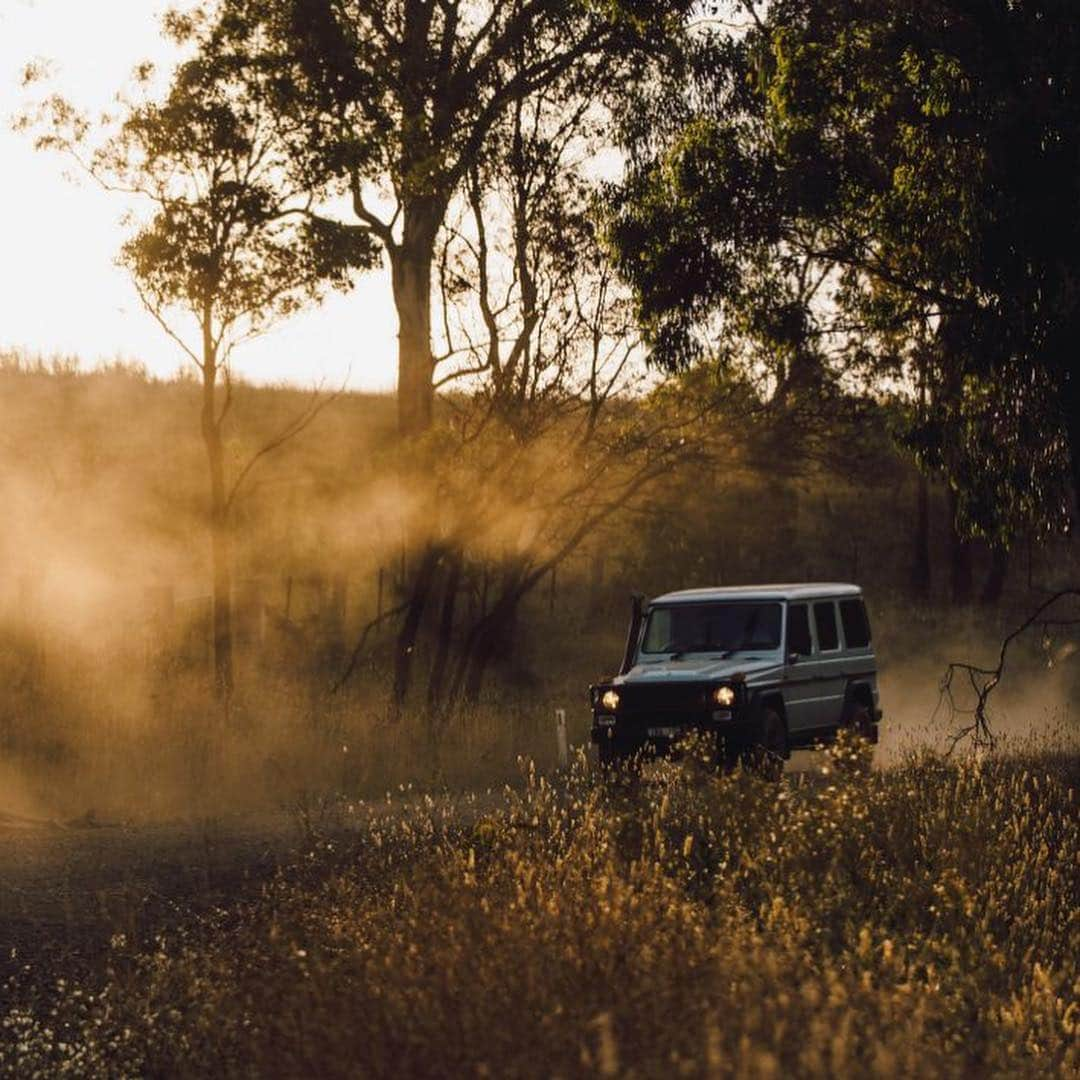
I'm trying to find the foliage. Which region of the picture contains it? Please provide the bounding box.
[171,0,694,434]
[607,0,1080,542]
[2,743,1077,1076]
[25,46,379,701]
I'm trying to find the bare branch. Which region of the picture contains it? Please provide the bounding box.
[225,374,349,513]
[938,589,1080,751]
[131,281,202,369]
[331,600,411,694]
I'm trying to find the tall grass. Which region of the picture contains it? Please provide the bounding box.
[3,735,1076,1078]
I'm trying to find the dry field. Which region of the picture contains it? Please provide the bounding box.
[0,364,1077,1076]
[0,730,1076,1079]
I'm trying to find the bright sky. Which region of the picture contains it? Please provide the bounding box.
[0,0,399,390]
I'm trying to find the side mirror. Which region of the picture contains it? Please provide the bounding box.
[787,651,800,665]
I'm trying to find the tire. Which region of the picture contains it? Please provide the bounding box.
[742,706,787,781]
[844,699,875,740]
[597,740,622,769]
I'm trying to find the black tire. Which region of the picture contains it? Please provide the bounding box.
[844,699,875,740]
[597,740,622,769]
[742,706,787,781]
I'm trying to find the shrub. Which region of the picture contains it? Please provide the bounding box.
[2,743,1077,1077]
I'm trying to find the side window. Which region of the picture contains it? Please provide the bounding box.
[787,604,812,655]
[839,598,871,648]
[813,601,839,651]
[642,608,671,652]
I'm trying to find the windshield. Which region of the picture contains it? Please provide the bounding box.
[640,602,783,656]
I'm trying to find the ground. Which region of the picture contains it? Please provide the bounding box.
[0,737,1076,1078]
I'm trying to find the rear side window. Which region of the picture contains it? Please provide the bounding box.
[787,604,812,655]
[839,598,871,648]
[813,602,839,651]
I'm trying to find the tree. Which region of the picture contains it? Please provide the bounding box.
[605,1,887,488]
[178,0,691,436]
[31,40,375,700]
[337,59,703,715]
[611,0,1080,548]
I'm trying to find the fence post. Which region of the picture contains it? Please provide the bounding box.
[555,708,568,768]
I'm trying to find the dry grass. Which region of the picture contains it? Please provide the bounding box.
[2,734,1076,1078]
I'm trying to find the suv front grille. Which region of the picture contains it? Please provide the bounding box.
[617,682,715,714]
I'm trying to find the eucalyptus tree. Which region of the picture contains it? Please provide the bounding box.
[609,0,1080,551]
[178,0,692,436]
[374,62,702,712]
[33,43,375,700]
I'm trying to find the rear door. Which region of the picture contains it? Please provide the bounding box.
[838,594,877,706]
[810,598,848,727]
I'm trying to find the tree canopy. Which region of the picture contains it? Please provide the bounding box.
[609,0,1080,542]
[178,0,693,435]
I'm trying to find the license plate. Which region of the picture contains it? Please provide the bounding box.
[648,726,681,739]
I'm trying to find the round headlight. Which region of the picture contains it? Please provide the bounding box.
[712,685,736,708]
[600,689,620,711]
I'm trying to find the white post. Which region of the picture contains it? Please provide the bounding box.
[555,708,569,768]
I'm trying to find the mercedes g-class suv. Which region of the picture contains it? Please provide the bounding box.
[590,584,881,770]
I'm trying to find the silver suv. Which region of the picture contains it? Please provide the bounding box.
[589,583,881,769]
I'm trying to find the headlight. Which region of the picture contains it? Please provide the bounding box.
[600,689,620,711]
[712,685,736,707]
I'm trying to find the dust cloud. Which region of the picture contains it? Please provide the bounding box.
[0,355,1076,821]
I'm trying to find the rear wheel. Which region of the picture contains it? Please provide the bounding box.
[844,699,875,740]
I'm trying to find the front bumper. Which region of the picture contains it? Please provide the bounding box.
[590,709,757,753]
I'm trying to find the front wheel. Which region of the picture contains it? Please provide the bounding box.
[597,740,617,768]
[741,706,787,781]
[597,739,631,771]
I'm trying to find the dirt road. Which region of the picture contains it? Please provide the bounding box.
[0,742,912,979]
[0,788,505,978]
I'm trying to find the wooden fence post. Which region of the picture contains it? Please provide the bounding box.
[555,708,568,768]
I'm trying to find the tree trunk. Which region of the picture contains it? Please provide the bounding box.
[588,550,605,622]
[980,545,1009,606]
[461,603,514,706]
[947,486,974,606]
[209,508,233,702]
[1062,367,1080,528]
[427,549,463,714]
[911,350,932,600]
[393,545,441,708]
[451,562,530,707]
[200,345,232,702]
[911,471,931,599]
[390,210,439,438]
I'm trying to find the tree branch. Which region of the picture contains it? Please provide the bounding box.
[938,588,1080,752]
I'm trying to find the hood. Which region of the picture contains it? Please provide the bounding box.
[617,654,782,685]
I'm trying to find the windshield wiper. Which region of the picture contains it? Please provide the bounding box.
[668,644,729,660]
